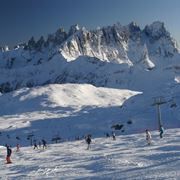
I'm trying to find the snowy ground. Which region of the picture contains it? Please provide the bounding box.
[0,128,179,179]
[0,83,179,179]
[0,84,142,147]
[0,83,179,147]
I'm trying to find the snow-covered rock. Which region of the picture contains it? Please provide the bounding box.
[0,21,179,94]
[68,24,80,36]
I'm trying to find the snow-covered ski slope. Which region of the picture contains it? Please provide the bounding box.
[0,128,179,179]
[0,84,141,146]
[0,83,179,147]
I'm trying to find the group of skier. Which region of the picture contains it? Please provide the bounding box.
[145,125,164,145]
[3,126,164,164]
[4,138,47,164]
[85,127,164,150]
[33,139,47,150]
[85,131,117,150]
[4,143,20,164]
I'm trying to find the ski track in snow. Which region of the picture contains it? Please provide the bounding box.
[0,129,179,180]
[0,84,179,179]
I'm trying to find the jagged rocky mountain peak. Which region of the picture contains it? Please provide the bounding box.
[68,24,81,35]
[144,21,170,40]
[128,21,141,32]
[0,21,179,93]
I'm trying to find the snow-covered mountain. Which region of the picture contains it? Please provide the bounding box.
[0,21,179,144]
[0,83,179,147]
[0,21,179,93]
[0,84,140,146]
[0,22,180,179]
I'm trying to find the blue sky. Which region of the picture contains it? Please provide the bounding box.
[0,0,180,46]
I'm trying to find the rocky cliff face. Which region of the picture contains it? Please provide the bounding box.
[0,21,179,93]
[61,22,178,64]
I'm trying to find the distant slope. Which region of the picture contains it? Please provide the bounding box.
[0,84,179,147]
[0,84,140,146]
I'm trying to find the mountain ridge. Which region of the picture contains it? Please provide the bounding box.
[0,21,179,93]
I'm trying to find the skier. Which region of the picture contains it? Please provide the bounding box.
[6,145,12,164]
[145,129,152,145]
[33,140,38,149]
[42,139,47,149]
[16,143,20,152]
[159,125,164,138]
[86,135,92,150]
[112,132,116,140]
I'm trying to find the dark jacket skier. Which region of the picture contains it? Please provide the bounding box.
[159,125,164,138]
[112,132,116,140]
[33,140,38,149]
[86,135,92,150]
[6,145,12,163]
[42,139,47,149]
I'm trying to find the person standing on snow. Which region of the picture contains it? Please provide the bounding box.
[6,145,12,164]
[159,125,164,138]
[33,140,38,149]
[86,135,92,150]
[16,144,20,152]
[145,129,152,145]
[112,132,116,140]
[42,139,47,149]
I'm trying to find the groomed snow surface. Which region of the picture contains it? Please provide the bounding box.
[0,84,179,179]
[0,129,179,179]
